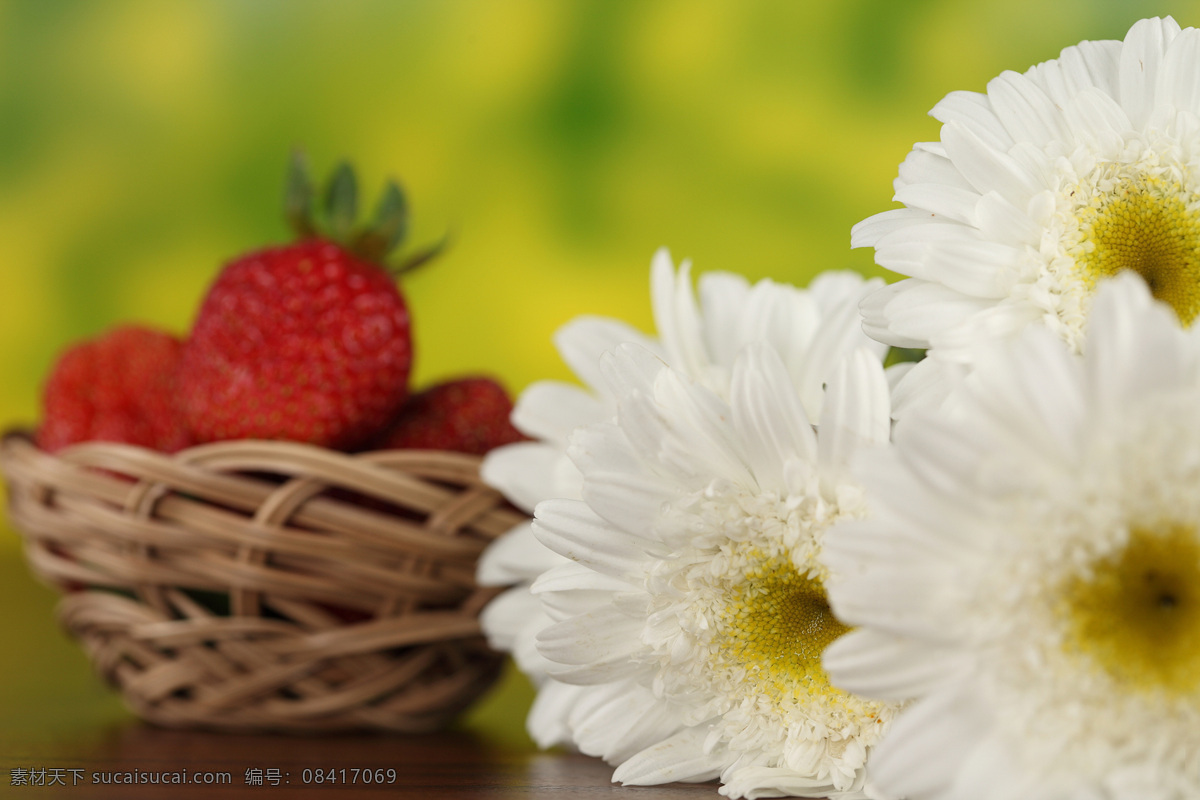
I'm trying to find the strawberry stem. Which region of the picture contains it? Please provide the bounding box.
[285,150,317,239]
[283,150,444,271]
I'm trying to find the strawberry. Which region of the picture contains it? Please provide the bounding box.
[372,376,525,455]
[176,155,442,450]
[38,325,192,453]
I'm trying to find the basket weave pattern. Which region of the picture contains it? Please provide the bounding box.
[1,431,524,732]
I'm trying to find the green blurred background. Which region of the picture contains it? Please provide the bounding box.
[0,0,1193,751]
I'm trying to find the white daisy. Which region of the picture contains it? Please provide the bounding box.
[823,272,1200,800]
[478,249,885,751]
[853,16,1200,412]
[532,341,899,799]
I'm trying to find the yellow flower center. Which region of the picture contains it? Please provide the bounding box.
[1073,173,1200,325]
[718,558,851,703]
[1063,525,1200,695]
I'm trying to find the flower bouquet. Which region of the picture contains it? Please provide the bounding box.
[474,17,1200,800]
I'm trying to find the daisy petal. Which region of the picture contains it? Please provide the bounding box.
[482,441,575,513]
[948,733,1046,800]
[818,349,891,473]
[1068,38,1122,96]
[598,342,668,403]
[1028,39,1118,108]
[567,680,682,765]
[807,269,883,311]
[553,316,660,396]
[477,521,565,585]
[651,249,707,378]
[823,628,969,702]
[1086,272,1195,413]
[530,560,632,598]
[1061,88,1131,146]
[731,344,818,488]
[930,90,1014,152]
[720,765,853,800]
[872,220,1021,298]
[792,283,887,417]
[1159,27,1200,113]
[1119,16,1181,128]
[634,368,755,489]
[479,585,538,651]
[974,190,1040,245]
[569,423,677,534]
[527,679,587,748]
[861,279,993,347]
[940,119,1040,208]
[895,143,977,193]
[582,467,674,539]
[963,330,1086,468]
[893,182,982,225]
[851,208,945,249]
[698,271,752,370]
[511,380,606,444]
[886,355,957,420]
[533,499,650,579]
[613,726,725,786]
[537,604,645,677]
[511,610,557,678]
[867,681,992,800]
[988,70,1069,147]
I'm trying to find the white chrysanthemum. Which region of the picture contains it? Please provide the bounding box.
[532,341,899,799]
[478,249,885,750]
[854,16,1200,413]
[823,272,1200,800]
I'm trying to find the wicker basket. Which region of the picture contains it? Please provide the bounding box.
[0,430,525,733]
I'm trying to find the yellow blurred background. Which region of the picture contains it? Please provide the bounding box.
[1,0,1193,750]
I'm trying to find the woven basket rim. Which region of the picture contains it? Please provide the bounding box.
[1,429,525,559]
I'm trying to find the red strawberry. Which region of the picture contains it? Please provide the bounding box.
[38,325,192,453]
[372,377,526,455]
[176,155,441,450]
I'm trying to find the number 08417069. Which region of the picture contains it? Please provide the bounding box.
[301,768,398,785]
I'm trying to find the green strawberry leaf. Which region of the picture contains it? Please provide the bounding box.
[325,161,359,243]
[355,180,409,263]
[394,232,451,275]
[373,180,409,252]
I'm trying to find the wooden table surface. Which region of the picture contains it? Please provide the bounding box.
[0,548,722,799]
